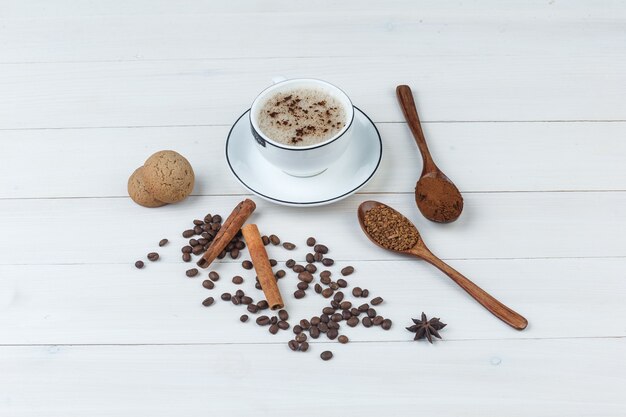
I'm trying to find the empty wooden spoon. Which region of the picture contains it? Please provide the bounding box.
[396,85,463,223]
[357,200,527,330]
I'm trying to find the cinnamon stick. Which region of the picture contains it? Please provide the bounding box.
[241,223,285,310]
[197,199,256,269]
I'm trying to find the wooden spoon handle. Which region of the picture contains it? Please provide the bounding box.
[396,85,436,172]
[418,249,528,330]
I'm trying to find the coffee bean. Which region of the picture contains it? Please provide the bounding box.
[203,214,213,223]
[361,289,370,298]
[337,279,347,288]
[202,280,214,289]
[182,229,195,238]
[192,246,204,255]
[193,219,204,226]
[339,301,352,310]
[261,235,270,246]
[275,270,286,279]
[231,296,241,305]
[332,292,344,303]
[158,239,168,247]
[221,292,231,301]
[310,316,321,326]
[321,288,334,298]
[320,314,330,323]
[305,253,315,263]
[297,271,314,283]
[242,260,253,270]
[294,290,305,299]
[292,264,305,273]
[134,260,144,269]
[318,322,329,333]
[278,309,289,321]
[189,239,199,247]
[314,244,329,254]
[283,242,296,250]
[371,297,383,306]
[257,300,269,310]
[211,223,220,232]
[305,263,317,273]
[373,316,384,325]
[147,252,159,261]
[314,283,323,294]
[329,282,339,290]
[320,351,333,361]
[270,235,280,245]
[186,268,199,277]
[270,316,278,325]
[230,248,240,259]
[352,287,362,297]
[286,259,295,268]
[182,246,192,253]
[288,340,299,351]
[193,226,203,235]
[182,253,191,262]
[362,317,373,327]
[350,308,360,316]
[269,259,278,267]
[239,314,249,323]
[382,319,392,330]
[202,297,214,307]
[319,258,333,266]
[322,307,335,315]
[204,272,217,282]
[314,252,324,262]
[338,335,349,344]
[306,237,316,247]
[198,238,209,246]
[320,271,331,284]
[297,282,309,290]
[367,308,377,318]
[341,310,351,320]
[295,333,307,343]
[235,241,245,250]
[293,325,303,334]
[256,316,270,326]
[358,303,369,312]
[247,304,259,313]
[278,320,290,330]
[201,231,211,239]
[232,276,244,285]
[255,282,262,290]
[300,319,311,329]
[235,289,244,297]
[331,313,342,323]
[347,317,359,327]
[241,296,253,305]
[330,301,340,309]
[300,341,310,351]
[340,266,354,277]
[211,214,222,223]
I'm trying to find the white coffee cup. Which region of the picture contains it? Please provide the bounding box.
[249,78,355,177]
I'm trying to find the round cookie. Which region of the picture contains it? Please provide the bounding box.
[142,150,195,203]
[128,167,167,208]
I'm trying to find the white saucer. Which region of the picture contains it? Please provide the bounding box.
[225,107,382,207]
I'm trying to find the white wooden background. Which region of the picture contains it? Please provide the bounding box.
[1,1,625,415]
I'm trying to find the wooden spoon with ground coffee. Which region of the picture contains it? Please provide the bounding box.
[396,85,463,223]
[357,200,527,330]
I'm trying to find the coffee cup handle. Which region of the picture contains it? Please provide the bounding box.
[271,75,287,84]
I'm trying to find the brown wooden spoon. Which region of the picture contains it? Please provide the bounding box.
[357,200,528,330]
[396,85,463,223]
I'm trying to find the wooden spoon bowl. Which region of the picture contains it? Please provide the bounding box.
[358,200,528,330]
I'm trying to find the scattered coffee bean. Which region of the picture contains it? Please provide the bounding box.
[203,214,212,223]
[261,235,270,246]
[362,317,373,327]
[275,270,286,279]
[297,271,314,283]
[294,333,307,343]
[182,253,191,262]
[338,335,349,344]
[230,248,240,259]
[240,314,249,322]
[306,237,316,247]
[297,282,309,290]
[352,287,363,297]
[318,322,329,333]
[292,264,305,273]
[367,308,377,318]
[256,316,270,326]
[373,316,384,325]
[211,214,222,223]
[235,241,245,250]
[300,341,310,351]
[288,340,299,351]
[347,317,359,327]
[341,266,354,276]
[350,308,360,316]
[320,314,330,323]
[314,252,324,262]
[192,245,204,255]
[314,244,329,254]
[277,321,289,330]
[158,239,168,247]
[221,292,231,301]
[247,304,259,314]
[340,301,352,310]
[331,313,342,322]
[189,238,199,247]
[209,271,220,281]
[283,242,296,250]
[330,300,340,309]
[361,289,370,298]
[232,276,244,285]
[182,229,195,238]
[182,246,192,254]
[147,252,159,261]
[241,296,253,305]
[322,307,335,315]
[286,259,295,268]
[270,235,280,245]
[202,280,214,289]
[321,288,334,298]
[198,238,209,246]
[193,219,204,226]
[235,290,244,298]
[306,253,316,264]
[314,283,323,294]
[329,282,339,290]
[333,292,344,302]
[321,258,334,266]
[320,277,331,286]
[270,316,278,325]
[255,282,262,290]
[300,319,311,329]
[231,296,241,305]
[310,316,321,326]
[202,297,214,307]
[193,226,203,235]
[320,351,333,361]
[278,310,289,321]
[257,300,269,310]
[371,296,383,306]
[186,268,199,277]
[242,260,253,270]
[294,289,306,299]
[293,325,303,334]
[336,279,347,288]
[134,260,144,269]
[382,319,392,330]
[269,259,278,267]
[358,303,369,312]
[305,263,317,273]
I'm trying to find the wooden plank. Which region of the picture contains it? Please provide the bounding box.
[1,193,624,265]
[0,258,624,344]
[2,122,625,199]
[1,55,625,130]
[1,2,624,63]
[1,340,624,416]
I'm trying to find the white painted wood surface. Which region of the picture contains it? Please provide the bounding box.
[1,1,625,415]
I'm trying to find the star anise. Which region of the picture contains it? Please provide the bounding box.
[406,312,447,343]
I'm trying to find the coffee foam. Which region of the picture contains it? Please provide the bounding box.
[256,87,347,146]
